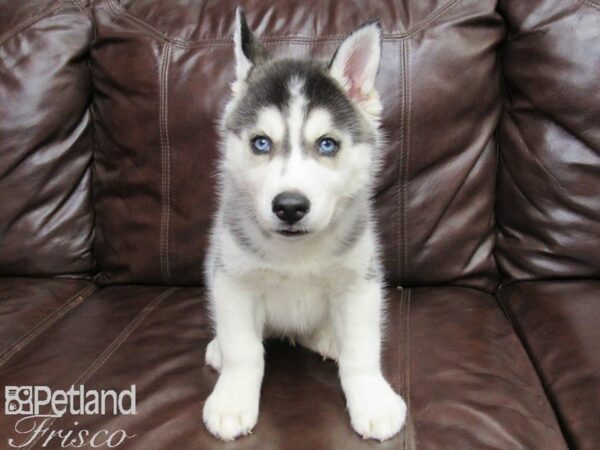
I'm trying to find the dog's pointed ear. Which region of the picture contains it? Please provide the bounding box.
[233,7,269,83]
[329,21,382,109]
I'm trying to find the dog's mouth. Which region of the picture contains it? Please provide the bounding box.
[275,229,310,238]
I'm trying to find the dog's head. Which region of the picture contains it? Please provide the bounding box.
[220,8,382,241]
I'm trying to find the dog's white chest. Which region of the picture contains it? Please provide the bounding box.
[256,274,328,337]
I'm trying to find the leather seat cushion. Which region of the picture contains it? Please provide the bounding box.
[0,283,566,449]
[0,277,95,366]
[500,280,600,450]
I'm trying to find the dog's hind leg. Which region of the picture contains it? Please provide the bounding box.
[298,321,340,361]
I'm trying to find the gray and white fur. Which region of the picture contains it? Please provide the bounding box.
[202,7,406,442]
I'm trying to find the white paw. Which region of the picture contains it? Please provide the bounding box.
[205,338,221,372]
[203,377,260,441]
[299,327,339,361]
[345,376,406,441]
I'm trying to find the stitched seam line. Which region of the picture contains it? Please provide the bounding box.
[397,39,410,285]
[73,287,179,383]
[396,40,403,285]
[0,2,65,46]
[406,0,460,38]
[398,288,406,449]
[403,289,414,449]
[106,0,169,42]
[71,0,86,13]
[164,45,172,282]
[159,45,166,281]
[398,289,414,449]
[579,0,600,10]
[0,283,97,367]
[23,287,179,450]
[103,0,460,47]
[159,44,166,281]
[158,43,172,283]
[403,40,411,285]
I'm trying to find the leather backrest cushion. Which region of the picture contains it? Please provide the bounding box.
[91,0,503,289]
[496,0,600,281]
[0,0,95,277]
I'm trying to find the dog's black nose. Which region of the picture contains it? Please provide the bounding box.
[272,192,310,225]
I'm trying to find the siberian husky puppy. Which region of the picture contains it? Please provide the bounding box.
[203,7,406,442]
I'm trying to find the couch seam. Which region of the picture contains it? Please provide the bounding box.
[158,42,173,283]
[404,40,411,286]
[398,288,406,446]
[0,283,97,368]
[84,0,98,277]
[400,288,415,449]
[23,286,179,450]
[579,0,600,10]
[0,1,65,46]
[397,38,410,285]
[403,0,460,39]
[165,45,172,283]
[73,287,179,383]
[395,41,403,285]
[103,0,460,47]
[406,289,415,449]
[71,0,86,13]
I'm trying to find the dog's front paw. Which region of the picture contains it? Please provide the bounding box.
[345,376,406,441]
[203,378,259,441]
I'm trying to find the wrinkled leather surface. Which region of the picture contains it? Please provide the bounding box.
[0,285,566,449]
[500,281,600,450]
[0,0,95,277]
[91,0,502,289]
[496,0,600,281]
[1,0,598,448]
[0,277,94,365]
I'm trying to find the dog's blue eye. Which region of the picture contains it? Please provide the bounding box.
[318,137,339,155]
[251,136,271,154]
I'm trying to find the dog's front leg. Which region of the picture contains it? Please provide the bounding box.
[333,280,406,441]
[203,273,264,441]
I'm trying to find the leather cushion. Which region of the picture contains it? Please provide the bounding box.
[495,0,600,281]
[0,285,566,448]
[0,277,95,367]
[90,0,502,289]
[500,280,600,450]
[0,0,95,277]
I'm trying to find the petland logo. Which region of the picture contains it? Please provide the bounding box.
[4,385,137,448]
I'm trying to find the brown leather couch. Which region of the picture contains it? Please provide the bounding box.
[1,1,598,449]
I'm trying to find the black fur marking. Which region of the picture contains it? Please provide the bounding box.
[226,61,292,132]
[224,211,263,257]
[282,129,291,156]
[338,214,368,254]
[238,10,270,67]
[365,256,383,281]
[304,69,360,137]
[333,194,369,255]
[223,189,267,257]
[226,59,375,147]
